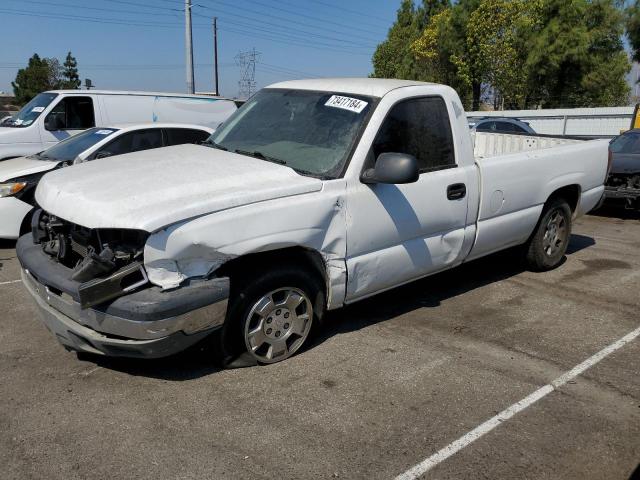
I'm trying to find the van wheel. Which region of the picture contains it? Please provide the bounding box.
[524,198,572,271]
[221,267,325,365]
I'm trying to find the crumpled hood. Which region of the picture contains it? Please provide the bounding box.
[0,156,59,182]
[36,144,323,231]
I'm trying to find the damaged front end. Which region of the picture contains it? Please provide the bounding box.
[605,174,640,210]
[31,209,150,308]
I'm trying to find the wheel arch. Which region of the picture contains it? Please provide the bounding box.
[546,184,581,214]
[217,246,342,308]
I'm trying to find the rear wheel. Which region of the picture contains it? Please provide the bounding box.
[222,266,325,365]
[524,198,572,271]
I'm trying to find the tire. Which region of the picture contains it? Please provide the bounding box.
[219,266,325,366]
[524,197,572,272]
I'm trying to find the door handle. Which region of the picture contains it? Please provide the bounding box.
[447,183,466,200]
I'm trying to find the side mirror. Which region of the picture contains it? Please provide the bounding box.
[94,151,113,159]
[44,114,65,131]
[361,153,419,185]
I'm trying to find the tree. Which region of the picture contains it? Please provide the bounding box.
[409,0,630,109]
[62,51,81,89]
[371,0,450,81]
[628,1,640,64]
[412,0,485,109]
[11,54,62,104]
[464,0,542,109]
[525,0,630,108]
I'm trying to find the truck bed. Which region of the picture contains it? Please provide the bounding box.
[473,132,584,159]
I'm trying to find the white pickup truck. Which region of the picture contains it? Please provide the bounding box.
[17,79,609,366]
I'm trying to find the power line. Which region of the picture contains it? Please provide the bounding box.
[192,11,374,50]
[0,8,373,55]
[8,0,182,16]
[196,0,382,40]
[305,0,390,24]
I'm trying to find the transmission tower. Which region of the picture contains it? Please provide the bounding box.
[235,49,260,99]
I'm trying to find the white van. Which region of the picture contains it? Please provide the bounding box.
[0,90,238,160]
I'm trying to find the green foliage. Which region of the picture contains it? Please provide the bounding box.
[11,54,61,105]
[62,52,81,89]
[526,0,630,107]
[376,0,631,109]
[627,1,640,63]
[371,0,450,81]
[12,52,81,104]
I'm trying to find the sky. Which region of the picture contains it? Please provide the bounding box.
[0,0,398,98]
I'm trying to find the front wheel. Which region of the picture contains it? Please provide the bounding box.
[222,267,325,365]
[524,198,572,271]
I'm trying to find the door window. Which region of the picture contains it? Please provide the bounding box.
[94,129,163,158]
[165,128,210,146]
[372,97,455,172]
[45,96,95,130]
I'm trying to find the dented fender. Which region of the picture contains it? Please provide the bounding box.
[144,180,349,309]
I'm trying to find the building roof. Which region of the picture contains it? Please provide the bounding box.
[44,89,235,101]
[266,78,435,98]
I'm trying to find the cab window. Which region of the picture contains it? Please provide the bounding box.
[45,96,95,130]
[165,128,209,146]
[93,129,163,158]
[372,97,455,172]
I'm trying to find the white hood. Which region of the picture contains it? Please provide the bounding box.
[0,156,60,182]
[36,144,323,231]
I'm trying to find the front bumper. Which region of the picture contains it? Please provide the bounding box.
[17,235,230,358]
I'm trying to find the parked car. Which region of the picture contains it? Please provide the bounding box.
[469,117,536,135]
[603,129,640,209]
[0,123,213,239]
[0,90,236,161]
[17,79,608,366]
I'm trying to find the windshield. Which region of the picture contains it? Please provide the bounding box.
[36,128,118,162]
[3,92,58,128]
[610,132,640,154]
[207,89,375,178]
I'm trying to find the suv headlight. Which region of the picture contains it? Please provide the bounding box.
[0,182,27,198]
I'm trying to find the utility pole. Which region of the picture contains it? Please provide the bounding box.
[213,17,219,96]
[185,0,195,94]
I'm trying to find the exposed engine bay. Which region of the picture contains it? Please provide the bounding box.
[31,209,150,308]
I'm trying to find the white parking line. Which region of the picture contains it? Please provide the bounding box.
[0,279,21,286]
[395,325,640,480]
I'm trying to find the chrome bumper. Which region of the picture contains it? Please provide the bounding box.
[22,268,229,358]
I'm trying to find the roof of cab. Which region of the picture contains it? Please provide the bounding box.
[106,122,216,133]
[44,90,236,101]
[266,78,436,98]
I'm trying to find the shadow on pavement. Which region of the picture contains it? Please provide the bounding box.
[590,204,640,221]
[54,233,596,379]
[77,345,222,381]
[317,233,594,348]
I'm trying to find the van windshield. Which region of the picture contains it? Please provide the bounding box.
[206,89,375,178]
[3,93,58,128]
[35,128,118,162]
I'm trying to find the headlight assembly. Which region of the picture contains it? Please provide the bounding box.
[0,182,27,198]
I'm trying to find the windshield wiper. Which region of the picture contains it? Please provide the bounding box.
[234,149,286,165]
[204,140,228,151]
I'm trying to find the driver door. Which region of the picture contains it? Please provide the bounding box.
[40,96,96,147]
[345,96,470,302]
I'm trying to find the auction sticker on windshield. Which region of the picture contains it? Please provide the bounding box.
[325,95,368,113]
